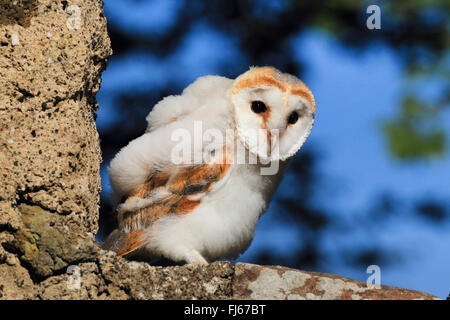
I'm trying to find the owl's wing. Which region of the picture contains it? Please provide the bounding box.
[103,159,232,257]
[145,75,233,132]
[100,228,147,257]
[108,75,234,198]
[105,76,235,257]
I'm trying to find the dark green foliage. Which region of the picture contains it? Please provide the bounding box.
[383,97,446,160]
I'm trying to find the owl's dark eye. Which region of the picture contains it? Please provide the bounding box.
[287,111,299,125]
[251,101,267,114]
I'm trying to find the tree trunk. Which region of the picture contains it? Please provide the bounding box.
[0,0,110,298]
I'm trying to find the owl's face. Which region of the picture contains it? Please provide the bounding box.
[231,67,316,162]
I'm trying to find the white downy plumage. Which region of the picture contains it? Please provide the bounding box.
[106,66,316,264]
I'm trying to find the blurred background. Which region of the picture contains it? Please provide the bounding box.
[95,0,449,298]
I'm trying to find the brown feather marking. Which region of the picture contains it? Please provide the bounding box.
[290,87,316,113]
[119,162,232,231]
[107,229,147,257]
[174,198,201,215]
[168,162,231,215]
[259,103,272,127]
[130,171,171,198]
[232,67,284,94]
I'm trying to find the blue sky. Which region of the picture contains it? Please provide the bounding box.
[98,1,449,298]
[246,31,450,298]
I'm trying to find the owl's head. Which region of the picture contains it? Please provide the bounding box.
[231,66,316,162]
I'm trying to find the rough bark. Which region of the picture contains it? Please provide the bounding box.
[0,0,110,298]
[0,0,441,300]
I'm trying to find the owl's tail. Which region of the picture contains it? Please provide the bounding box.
[100,229,147,257]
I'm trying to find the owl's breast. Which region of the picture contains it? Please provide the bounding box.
[147,162,282,261]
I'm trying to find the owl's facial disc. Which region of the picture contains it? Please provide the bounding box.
[231,85,315,162]
[231,67,316,163]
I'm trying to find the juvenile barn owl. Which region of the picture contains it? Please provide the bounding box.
[102,66,316,265]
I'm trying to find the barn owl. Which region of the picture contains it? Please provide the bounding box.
[102,66,316,265]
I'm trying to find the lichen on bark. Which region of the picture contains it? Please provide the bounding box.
[13,204,98,279]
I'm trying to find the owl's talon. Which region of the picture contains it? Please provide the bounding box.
[185,249,209,265]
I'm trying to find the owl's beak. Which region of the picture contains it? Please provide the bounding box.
[267,130,280,158]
